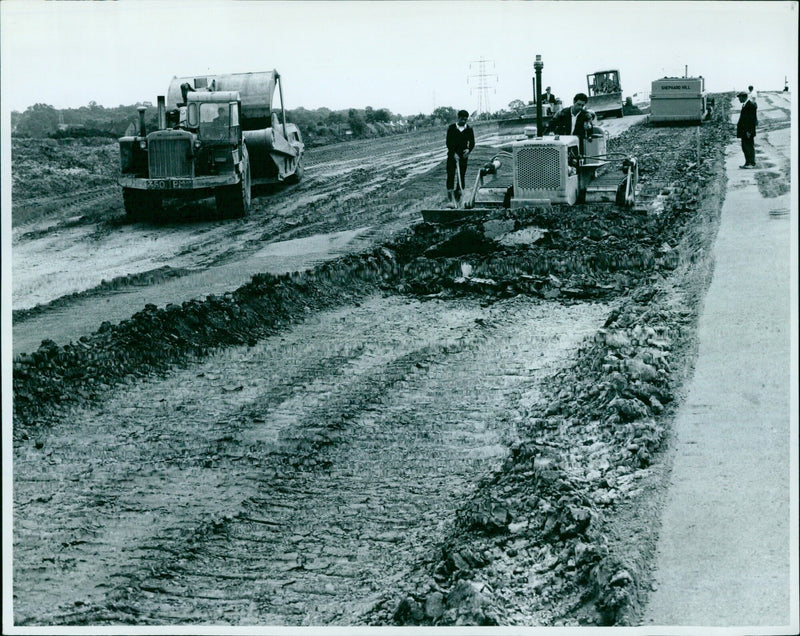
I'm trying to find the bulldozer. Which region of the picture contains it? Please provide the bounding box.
[423,57,638,224]
[586,69,624,119]
[497,75,561,134]
[118,70,303,220]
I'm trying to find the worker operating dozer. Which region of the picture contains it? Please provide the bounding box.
[422,55,638,224]
[445,110,476,208]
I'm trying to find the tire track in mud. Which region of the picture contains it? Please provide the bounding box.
[13,109,734,627]
[10,127,460,314]
[13,294,608,625]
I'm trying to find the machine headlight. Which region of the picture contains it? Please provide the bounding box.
[139,140,147,150]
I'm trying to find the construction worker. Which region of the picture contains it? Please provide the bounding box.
[545,93,596,151]
[445,110,475,207]
[736,90,757,168]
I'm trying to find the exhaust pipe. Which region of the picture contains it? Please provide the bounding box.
[137,106,147,137]
[534,55,544,136]
[157,96,166,130]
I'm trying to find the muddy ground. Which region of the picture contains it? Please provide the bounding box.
[10,100,751,626]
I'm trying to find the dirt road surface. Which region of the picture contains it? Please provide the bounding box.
[9,98,796,629]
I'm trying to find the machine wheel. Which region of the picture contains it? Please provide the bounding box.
[577,188,587,205]
[285,157,304,184]
[123,188,162,221]
[616,109,624,118]
[216,165,251,219]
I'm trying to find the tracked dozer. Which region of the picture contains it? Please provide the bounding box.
[422,125,638,225]
[496,102,558,135]
[423,56,637,224]
[586,69,624,119]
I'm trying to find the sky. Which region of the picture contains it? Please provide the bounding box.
[1,0,797,118]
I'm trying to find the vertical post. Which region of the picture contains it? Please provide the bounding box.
[534,55,544,136]
[276,72,288,140]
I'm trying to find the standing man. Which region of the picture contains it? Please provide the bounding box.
[736,90,757,168]
[545,92,596,151]
[543,86,557,116]
[446,110,475,207]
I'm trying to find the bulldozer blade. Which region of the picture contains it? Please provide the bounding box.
[420,207,494,225]
[587,94,623,118]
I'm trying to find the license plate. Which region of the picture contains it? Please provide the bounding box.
[146,178,193,190]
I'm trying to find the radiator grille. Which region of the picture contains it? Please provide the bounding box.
[516,146,561,190]
[148,136,193,178]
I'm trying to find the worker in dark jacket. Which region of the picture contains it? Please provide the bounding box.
[736,90,758,168]
[446,110,475,207]
[545,92,595,150]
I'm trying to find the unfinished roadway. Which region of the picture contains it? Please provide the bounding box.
[9,96,796,629]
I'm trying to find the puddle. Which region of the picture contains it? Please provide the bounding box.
[250,227,371,273]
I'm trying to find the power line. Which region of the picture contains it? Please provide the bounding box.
[468,58,498,117]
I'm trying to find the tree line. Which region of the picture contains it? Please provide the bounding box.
[10,102,492,147]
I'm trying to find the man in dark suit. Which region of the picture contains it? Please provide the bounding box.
[736,90,758,168]
[545,92,596,150]
[445,110,476,207]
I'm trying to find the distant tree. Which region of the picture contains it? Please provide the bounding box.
[348,108,367,136]
[431,106,457,124]
[326,111,345,126]
[14,103,60,137]
[508,99,526,111]
[373,108,392,123]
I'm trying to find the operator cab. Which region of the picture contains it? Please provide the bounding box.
[185,91,241,143]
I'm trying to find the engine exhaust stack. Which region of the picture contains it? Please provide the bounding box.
[137,106,147,137]
[157,96,166,131]
[534,55,544,136]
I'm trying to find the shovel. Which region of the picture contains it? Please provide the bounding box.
[453,154,465,209]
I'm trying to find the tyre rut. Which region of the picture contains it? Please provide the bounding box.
[14,294,607,625]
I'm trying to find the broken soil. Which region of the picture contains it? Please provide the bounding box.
[12,100,738,626]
